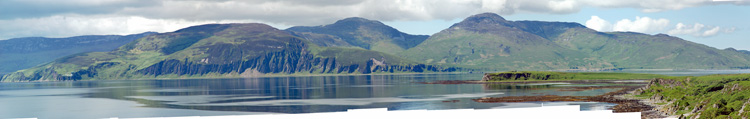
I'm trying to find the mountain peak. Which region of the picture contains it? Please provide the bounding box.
[173,23,279,35]
[338,17,376,22]
[331,17,385,27]
[452,13,511,28]
[466,12,506,21]
[178,23,274,30]
[285,17,428,53]
[449,12,513,32]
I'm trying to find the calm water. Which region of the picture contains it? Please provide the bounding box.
[1,71,743,119]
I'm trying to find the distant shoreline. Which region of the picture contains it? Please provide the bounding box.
[5,69,750,83]
[0,72,473,83]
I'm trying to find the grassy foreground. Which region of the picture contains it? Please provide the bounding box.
[482,71,667,81]
[483,71,750,118]
[636,74,750,118]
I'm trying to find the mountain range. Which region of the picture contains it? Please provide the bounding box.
[3,13,749,82]
[402,13,750,70]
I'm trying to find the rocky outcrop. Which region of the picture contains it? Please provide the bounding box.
[647,78,685,89]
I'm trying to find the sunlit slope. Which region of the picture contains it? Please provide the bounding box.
[401,13,750,70]
[401,13,613,70]
[286,17,429,54]
[553,28,750,69]
[0,32,154,74]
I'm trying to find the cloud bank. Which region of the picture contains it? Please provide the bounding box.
[584,16,734,37]
[611,16,670,33]
[668,23,734,37]
[0,0,745,39]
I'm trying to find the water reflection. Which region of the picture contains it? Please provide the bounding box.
[0,74,634,118]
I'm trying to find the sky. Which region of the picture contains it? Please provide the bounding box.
[0,0,749,50]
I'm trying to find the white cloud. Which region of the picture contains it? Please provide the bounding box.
[579,0,713,12]
[547,0,579,12]
[584,16,734,37]
[4,0,738,23]
[584,16,611,31]
[667,23,732,37]
[612,16,670,33]
[703,27,721,36]
[586,16,672,33]
[0,15,275,40]
[0,0,745,39]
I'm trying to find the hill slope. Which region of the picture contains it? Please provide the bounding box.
[553,28,750,69]
[400,13,613,70]
[0,32,155,74]
[1,23,455,82]
[285,17,429,54]
[401,13,750,70]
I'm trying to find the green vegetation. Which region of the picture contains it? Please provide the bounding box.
[482,71,667,81]
[637,74,750,118]
[554,28,750,69]
[400,28,612,70]
[5,13,750,82]
[1,23,441,82]
[0,32,153,74]
[401,13,750,70]
[483,71,750,118]
[285,17,428,54]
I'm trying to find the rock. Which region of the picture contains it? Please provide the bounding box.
[691,105,703,114]
[652,93,663,101]
[739,98,750,117]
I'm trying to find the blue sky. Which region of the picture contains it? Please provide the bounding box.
[1,0,748,50]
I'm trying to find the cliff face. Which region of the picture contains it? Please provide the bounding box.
[1,50,457,82]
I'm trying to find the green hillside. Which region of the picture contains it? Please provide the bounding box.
[0,32,154,74]
[400,13,613,70]
[4,13,750,82]
[637,74,750,118]
[1,23,454,82]
[553,28,750,69]
[285,17,429,54]
[401,13,750,70]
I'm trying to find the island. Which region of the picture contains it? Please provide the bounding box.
[481,71,666,81]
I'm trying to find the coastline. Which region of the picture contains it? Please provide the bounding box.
[424,79,673,118]
[622,87,672,118]
[419,79,651,84]
[472,84,670,118]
